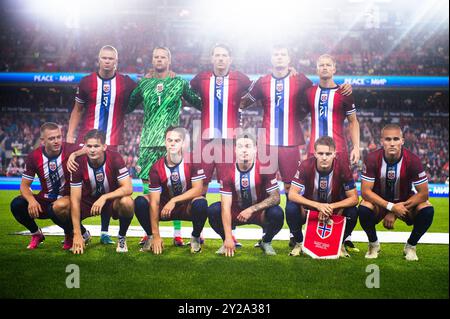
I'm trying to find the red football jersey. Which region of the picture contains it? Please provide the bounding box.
[70,150,129,204]
[22,142,81,201]
[219,160,279,210]
[305,85,356,155]
[190,70,252,140]
[291,156,355,203]
[361,148,428,202]
[247,72,312,146]
[148,153,206,204]
[75,72,136,146]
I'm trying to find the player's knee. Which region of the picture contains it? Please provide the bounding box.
[53,199,70,217]
[118,197,134,216]
[10,196,28,217]
[359,200,374,210]
[134,196,149,215]
[344,206,358,221]
[207,202,222,221]
[357,204,376,223]
[416,201,433,211]
[285,201,300,221]
[191,198,208,216]
[266,205,284,224]
[417,205,434,220]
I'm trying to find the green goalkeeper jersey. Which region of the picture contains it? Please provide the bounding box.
[127,76,201,148]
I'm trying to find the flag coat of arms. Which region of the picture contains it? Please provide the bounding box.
[303,210,346,259]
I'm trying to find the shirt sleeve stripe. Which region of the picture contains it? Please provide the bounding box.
[291,181,304,189]
[191,175,206,181]
[22,174,35,181]
[70,182,82,187]
[413,177,428,186]
[149,187,162,193]
[75,97,85,104]
[220,191,232,196]
[266,185,279,193]
[361,175,375,182]
[117,172,129,181]
[346,109,357,115]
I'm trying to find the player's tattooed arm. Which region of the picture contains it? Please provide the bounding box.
[251,190,281,213]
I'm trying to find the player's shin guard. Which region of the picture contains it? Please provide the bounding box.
[118,214,133,237]
[343,206,358,241]
[358,205,378,243]
[10,196,39,233]
[100,210,111,233]
[134,196,151,235]
[407,206,434,246]
[207,202,225,240]
[262,205,284,243]
[191,198,208,238]
[285,201,305,243]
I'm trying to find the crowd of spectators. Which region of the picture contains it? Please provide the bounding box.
[0,16,448,76]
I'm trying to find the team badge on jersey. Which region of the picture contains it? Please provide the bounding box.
[103,82,111,93]
[319,179,328,190]
[96,172,104,182]
[321,93,328,102]
[387,169,396,180]
[276,81,284,92]
[215,76,224,86]
[49,161,57,171]
[241,176,249,188]
[156,83,164,93]
[171,171,180,182]
[317,219,333,239]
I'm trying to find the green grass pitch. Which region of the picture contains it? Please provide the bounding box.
[0,190,448,298]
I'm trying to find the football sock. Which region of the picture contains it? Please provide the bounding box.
[408,206,434,246]
[285,200,304,243]
[358,205,378,243]
[207,202,225,240]
[262,206,284,243]
[100,210,111,233]
[173,220,182,237]
[343,206,358,241]
[134,196,151,235]
[190,198,208,238]
[10,196,39,233]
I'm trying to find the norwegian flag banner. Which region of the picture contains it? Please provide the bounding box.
[303,210,346,259]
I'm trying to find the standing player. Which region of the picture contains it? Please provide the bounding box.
[358,124,434,261]
[67,45,137,245]
[190,43,253,246]
[286,136,358,257]
[128,46,202,247]
[134,126,208,254]
[70,129,134,254]
[208,133,284,257]
[10,122,88,250]
[303,54,360,251]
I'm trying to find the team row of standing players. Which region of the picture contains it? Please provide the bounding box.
[10,44,434,260]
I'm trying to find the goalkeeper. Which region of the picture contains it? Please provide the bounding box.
[128,46,202,247]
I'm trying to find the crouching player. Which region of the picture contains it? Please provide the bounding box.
[10,122,86,250]
[70,129,134,254]
[134,126,208,254]
[286,136,358,257]
[359,124,433,261]
[208,132,284,257]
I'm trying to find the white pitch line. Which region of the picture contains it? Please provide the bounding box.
[14,225,450,244]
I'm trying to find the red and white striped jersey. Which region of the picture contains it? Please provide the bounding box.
[305,85,356,155]
[149,153,206,204]
[22,143,80,200]
[70,150,129,204]
[361,148,428,202]
[75,72,136,146]
[248,73,312,146]
[190,70,252,140]
[220,160,279,210]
